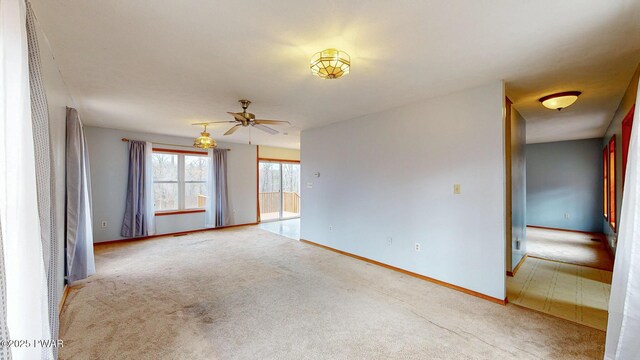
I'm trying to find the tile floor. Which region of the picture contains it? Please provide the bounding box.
[260,211,300,221]
[507,257,611,331]
[258,218,300,240]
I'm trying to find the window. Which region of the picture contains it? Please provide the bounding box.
[184,155,208,209]
[152,149,209,213]
[608,136,616,231]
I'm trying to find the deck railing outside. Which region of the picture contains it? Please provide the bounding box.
[259,191,300,216]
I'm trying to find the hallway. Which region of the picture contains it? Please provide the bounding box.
[507,227,613,331]
[507,257,611,331]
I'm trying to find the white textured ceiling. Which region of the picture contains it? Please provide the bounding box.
[31,0,640,147]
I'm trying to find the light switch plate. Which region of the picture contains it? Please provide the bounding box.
[453,184,461,194]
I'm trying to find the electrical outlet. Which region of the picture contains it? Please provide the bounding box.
[415,243,421,252]
[387,237,393,246]
[564,213,570,220]
[329,225,333,231]
[101,220,107,228]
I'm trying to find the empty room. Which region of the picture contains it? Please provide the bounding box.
[2,1,640,359]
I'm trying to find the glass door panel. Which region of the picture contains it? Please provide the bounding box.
[281,163,301,219]
[259,161,281,221]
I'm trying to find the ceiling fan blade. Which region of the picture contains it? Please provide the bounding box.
[227,112,246,122]
[193,121,235,125]
[224,124,242,135]
[253,124,279,135]
[254,119,291,126]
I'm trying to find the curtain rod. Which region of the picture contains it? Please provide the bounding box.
[121,138,230,151]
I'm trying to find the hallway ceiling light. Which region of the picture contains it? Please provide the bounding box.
[539,91,582,111]
[192,124,217,149]
[310,48,350,79]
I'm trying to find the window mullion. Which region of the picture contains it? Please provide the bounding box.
[179,154,185,210]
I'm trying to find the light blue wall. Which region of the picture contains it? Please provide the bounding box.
[85,126,258,243]
[301,82,507,300]
[510,108,526,270]
[526,138,603,233]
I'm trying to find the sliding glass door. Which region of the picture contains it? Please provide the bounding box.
[259,162,282,221]
[281,163,301,219]
[259,160,300,221]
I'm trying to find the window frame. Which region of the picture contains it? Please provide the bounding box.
[152,148,209,216]
[608,136,616,232]
[603,146,608,220]
[622,105,635,189]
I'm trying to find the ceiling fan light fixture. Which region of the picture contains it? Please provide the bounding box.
[310,48,350,79]
[221,99,290,136]
[193,125,217,149]
[539,91,581,111]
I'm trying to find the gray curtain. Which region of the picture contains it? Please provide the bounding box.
[26,3,58,357]
[121,141,149,237]
[66,108,96,284]
[213,149,230,226]
[0,224,11,360]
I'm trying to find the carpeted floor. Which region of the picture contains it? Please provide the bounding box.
[526,227,614,271]
[60,226,605,359]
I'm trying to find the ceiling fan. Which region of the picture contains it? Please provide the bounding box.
[204,99,290,136]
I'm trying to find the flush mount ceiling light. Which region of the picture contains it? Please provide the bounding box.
[192,124,217,149]
[310,48,350,79]
[539,91,582,111]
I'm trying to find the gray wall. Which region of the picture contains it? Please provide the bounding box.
[510,107,527,270]
[85,127,258,243]
[301,81,507,301]
[601,63,639,251]
[526,138,603,232]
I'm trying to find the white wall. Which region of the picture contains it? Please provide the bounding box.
[85,127,258,243]
[301,81,506,300]
[35,17,73,301]
[258,146,300,161]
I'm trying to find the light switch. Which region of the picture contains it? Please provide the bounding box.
[453,184,461,194]
[306,182,313,188]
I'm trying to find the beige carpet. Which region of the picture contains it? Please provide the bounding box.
[60,226,605,359]
[507,257,611,331]
[526,227,614,271]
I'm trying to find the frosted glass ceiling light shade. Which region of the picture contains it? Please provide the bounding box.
[539,91,581,111]
[310,48,350,79]
[193,125,217,149]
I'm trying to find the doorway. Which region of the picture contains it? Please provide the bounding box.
[258,160,300,221]
[505,100,618,331]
